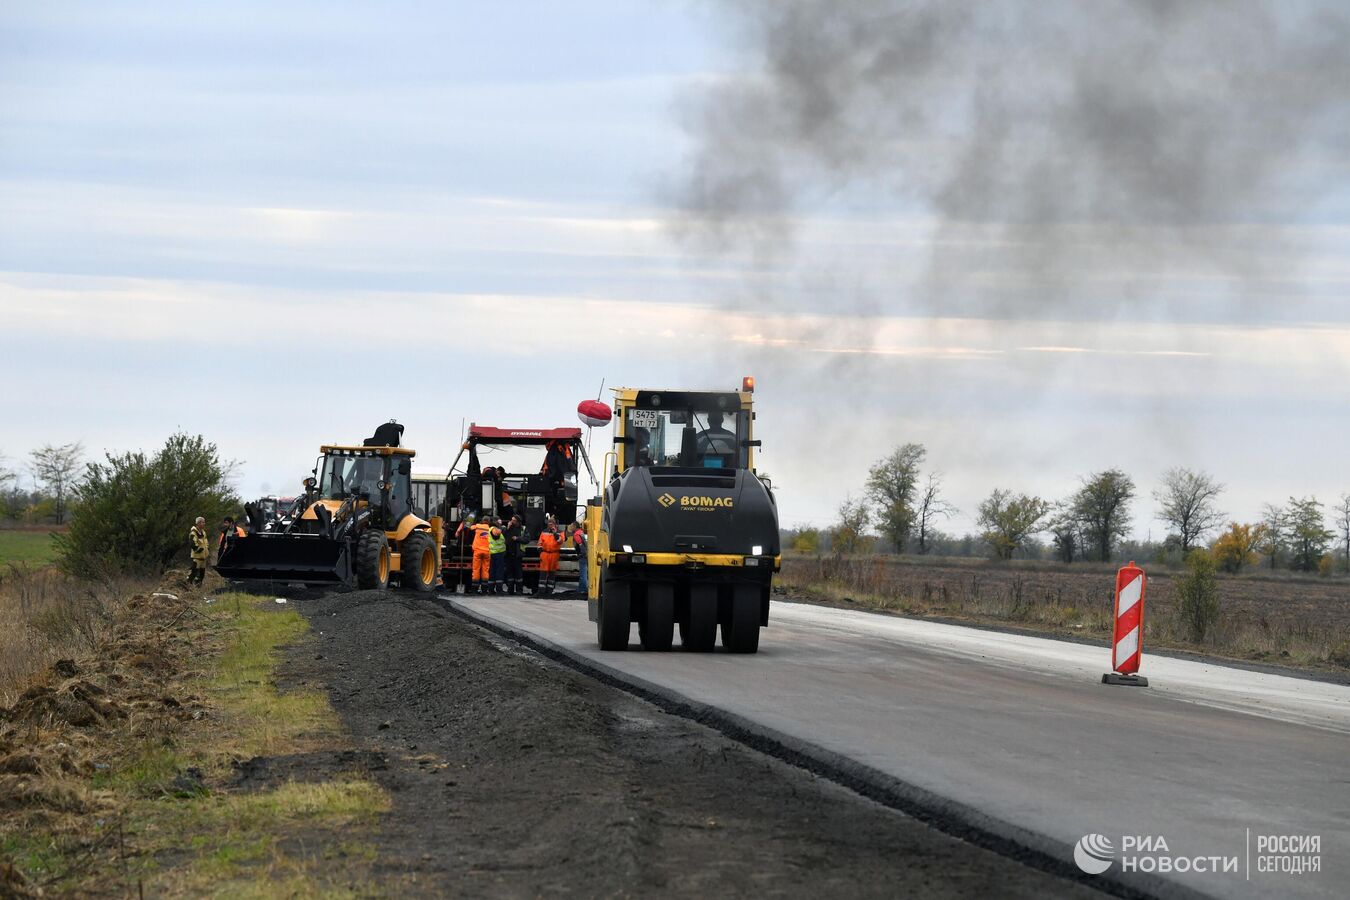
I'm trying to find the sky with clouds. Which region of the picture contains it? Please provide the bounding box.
[2,1,1347,539]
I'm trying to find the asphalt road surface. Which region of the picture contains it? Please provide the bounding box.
[449,595,1349,900]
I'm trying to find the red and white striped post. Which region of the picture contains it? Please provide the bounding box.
[1102,560,1149,687]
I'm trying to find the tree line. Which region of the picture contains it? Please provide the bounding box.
[0,442,86,525]
[791,443,1350,575]
[3,435,237,579]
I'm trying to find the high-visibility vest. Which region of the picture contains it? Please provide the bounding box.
[468,523,491,553]
[538,532,562,555]
[189,527,209,560]
[488,529,506,554]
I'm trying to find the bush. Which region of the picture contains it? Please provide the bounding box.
[56,433,238,579]
[1174,549,1221,643]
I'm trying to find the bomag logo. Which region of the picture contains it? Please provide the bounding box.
[658,493,677,508]
[679,496,734,509]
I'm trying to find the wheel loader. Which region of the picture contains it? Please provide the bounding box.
[217,424,443,591]
[587,378,780,653]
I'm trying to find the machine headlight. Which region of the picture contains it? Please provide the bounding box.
[752,545,763,556]
[623,545,634,553]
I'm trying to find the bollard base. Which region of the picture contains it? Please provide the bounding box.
[1102,673,1149,687]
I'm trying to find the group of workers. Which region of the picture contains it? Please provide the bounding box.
[453,513,587,596]
[187,515,247,587]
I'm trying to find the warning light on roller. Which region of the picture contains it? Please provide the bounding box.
[742,376,755,393]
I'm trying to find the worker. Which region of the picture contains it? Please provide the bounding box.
[218,516,245,557]
[188,516,209,587]
[633,427,655,467]
[487,520,507,594]
[504,514,526,595]
[696,411,737,466]
[455,515,492,594]
[572,519,589,597]
[541,440,574,490]
[537,519,563,596]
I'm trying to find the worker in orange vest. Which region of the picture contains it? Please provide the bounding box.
[536,519,563,596]
[218,516,246,558]
[456,515,493,594]
[571,519,589,598]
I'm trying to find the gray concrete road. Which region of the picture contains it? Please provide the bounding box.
[448,595,1349,900]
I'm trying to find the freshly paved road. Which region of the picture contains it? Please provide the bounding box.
[448,595,1349,900]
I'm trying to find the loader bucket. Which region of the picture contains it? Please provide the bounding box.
[215,534,352,585]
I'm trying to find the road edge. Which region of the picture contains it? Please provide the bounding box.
[441,595,1212,900]
[776,596,1350,686]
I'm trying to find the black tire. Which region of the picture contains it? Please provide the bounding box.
[638,581,674,651]
[597,572,631,651]
[355,530,391,591]
[400,531,437,593]
[680,583,718,652]
[721,584,760,653]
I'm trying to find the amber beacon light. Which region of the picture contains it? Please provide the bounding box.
[742,376,755,393]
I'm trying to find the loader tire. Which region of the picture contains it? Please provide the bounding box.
[597,573,631,651]
[680,583,718,652]
[638,581,674,651]
[721,585,760,654]
[400,531,437,593]
[355,530,391,591]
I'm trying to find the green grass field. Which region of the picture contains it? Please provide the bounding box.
[0,530,60,567]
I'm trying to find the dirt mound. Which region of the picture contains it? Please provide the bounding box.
[0,742,91,778]
[1,858,34,898]
[229,749,389,791]
[0,774,88,813]
[3,679,125,729]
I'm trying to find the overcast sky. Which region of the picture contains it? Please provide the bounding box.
[2,2,1347,539]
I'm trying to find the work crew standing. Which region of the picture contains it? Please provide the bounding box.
[188,517,209,587]
[537,520,563,596]
[572,520,589,597]
[487,520,507,594]
[504,515,526,595]
[456,516,493,594]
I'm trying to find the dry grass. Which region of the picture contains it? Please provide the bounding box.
[782,555,1350,673]
[0,587,395,898]
[0,565,149,707]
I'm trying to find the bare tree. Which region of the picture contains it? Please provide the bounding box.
[1337,493,1350,574]
[865,443,925,552]
[1046,502,1081,563]
[1071,469,1136,562]
[1152,467,1225,552]
[977,489,1049,561]
[832,495,872,556]
[915,471,956,554]
[1259,503,1288,570]
[30,442,85,525]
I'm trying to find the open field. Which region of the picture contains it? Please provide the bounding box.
[0,530,61,568]
[780,554,1350,675]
